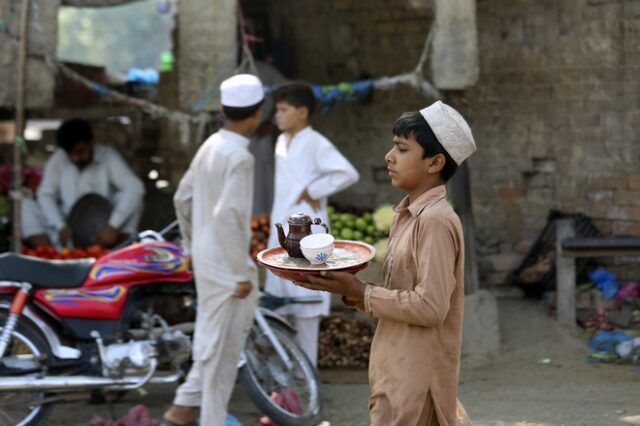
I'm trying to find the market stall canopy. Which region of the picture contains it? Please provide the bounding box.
[62,0,144,7]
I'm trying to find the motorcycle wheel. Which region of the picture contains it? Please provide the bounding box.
[239,321,323,426]
[0,312,53,426]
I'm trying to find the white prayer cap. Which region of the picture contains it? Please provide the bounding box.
[419,101,476,165]
[220,74,265,108]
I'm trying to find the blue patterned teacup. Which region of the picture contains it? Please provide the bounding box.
[300,234,335,265]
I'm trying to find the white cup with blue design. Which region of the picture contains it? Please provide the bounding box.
[300,234,335,265]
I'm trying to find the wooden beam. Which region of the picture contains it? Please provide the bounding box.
[448,162,479,294]
[45,106,138,120]
[562,237,640,257]
[12,0,30,252]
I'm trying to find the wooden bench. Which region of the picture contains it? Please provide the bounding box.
[555,218,640,325]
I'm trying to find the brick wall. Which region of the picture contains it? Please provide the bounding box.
[241,0,640,283]
[454,0,640,280]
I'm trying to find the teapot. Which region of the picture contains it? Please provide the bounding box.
[275,212,330,258]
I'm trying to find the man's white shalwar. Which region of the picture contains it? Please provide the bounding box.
[173,129,258,426]
[265,126,358,361]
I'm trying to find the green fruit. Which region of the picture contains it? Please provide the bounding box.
[340,213,356,222]
[353,230,364,241]
[363,212,373,222]
[340,228,353,240]
[354,218,368,231]
[327,206,335,215]
[366,225,376,236]
[364,236,376,245]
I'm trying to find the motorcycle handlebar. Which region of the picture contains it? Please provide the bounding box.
[111,220,180,250]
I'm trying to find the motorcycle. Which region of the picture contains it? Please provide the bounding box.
[0,226,323,426]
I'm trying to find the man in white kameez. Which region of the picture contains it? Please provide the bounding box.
[265,82,359,366]
[24,118,145,248]
[161,74,264,426]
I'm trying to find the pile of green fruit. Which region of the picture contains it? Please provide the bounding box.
[327,206,388,245]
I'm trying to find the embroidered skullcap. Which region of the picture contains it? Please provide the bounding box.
[419,101,476,165]
[220,74,264,108]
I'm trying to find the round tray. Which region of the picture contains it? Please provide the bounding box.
[256,240,375,283]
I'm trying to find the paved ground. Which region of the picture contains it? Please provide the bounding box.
[41,297,640,425]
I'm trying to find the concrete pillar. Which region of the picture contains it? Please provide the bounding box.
[555,219,576,326]
[0,0,59,108]
[177,0,237,111]
[431,0,479,90]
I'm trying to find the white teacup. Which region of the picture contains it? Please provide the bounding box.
[300,233,335,265]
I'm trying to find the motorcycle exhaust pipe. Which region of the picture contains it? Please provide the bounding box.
[0,375,142,391]
[0,363,181,392]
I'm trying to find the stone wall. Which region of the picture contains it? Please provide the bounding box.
[0,0,58,108]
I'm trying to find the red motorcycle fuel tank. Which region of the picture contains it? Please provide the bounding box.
[34,241,192,320]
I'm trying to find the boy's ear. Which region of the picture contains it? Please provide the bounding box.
[298,105,310,120]
[427,153,446,174]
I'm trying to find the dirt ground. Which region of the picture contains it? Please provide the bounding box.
[42,297,640,426]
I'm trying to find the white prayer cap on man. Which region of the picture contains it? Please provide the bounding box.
[220,74,265,108]
[419,100,476,165]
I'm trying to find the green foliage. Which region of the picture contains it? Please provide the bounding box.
[57,0,174,74]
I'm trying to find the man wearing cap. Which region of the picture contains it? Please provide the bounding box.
[298,101,476,425]
[162,74,264,426]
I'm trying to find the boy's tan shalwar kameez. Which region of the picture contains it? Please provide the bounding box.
[363,185,471,426]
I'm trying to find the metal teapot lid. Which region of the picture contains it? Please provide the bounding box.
[287,212,312,225]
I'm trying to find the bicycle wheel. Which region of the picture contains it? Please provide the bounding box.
[239,321,322,426]
[0,311,53,426]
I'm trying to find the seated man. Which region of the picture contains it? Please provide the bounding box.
[22,118,145,248]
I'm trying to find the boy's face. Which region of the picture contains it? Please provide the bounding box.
[275,101,308,133]
[385,133,443,194]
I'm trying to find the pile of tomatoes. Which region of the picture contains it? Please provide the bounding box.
[21,245,109,260]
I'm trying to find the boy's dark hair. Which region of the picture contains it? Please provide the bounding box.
[393,111,458,182]
[222,100,264,121]
[56,118,93,152]
[273,82,315,117]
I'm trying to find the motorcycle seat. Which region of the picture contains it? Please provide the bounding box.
[0,253,94,288]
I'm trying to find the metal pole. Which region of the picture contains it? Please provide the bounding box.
[13,0,31,252]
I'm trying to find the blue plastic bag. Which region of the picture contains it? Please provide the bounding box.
[588,268,619,299]
[226,414,242,426]
[589,330,631,353]
[126,68,159,85]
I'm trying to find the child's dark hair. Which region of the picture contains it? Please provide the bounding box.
[56,118,93,152]
[273,82,315,117]
[393,111,458,182]
[222,100,264,121]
